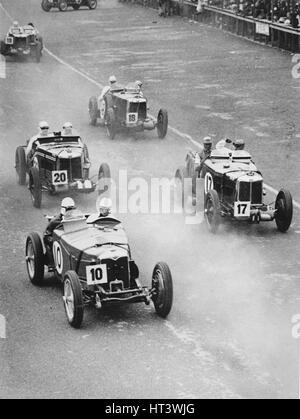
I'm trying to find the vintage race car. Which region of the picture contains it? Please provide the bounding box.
[41,0,97,12]
[15,131,110,208]
[175,146,293,233]
[0,24,43,62]
[25,213,173,328]
[88,83,168,140]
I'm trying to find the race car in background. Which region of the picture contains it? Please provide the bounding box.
[88,82,168,140]
[0,23,43,62]
[175,144,293,233]
[25,212,173,328]
[15,130,110,208]
[41,0,98,12]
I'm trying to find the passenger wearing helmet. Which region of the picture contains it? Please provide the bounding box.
[62,122,73,136]
[135,80,144,96]
[9,21,21,34]
[233,139,245,151]
[26,121,51,160]
[216,138,232,150]
[44,198,76,266]
[86,197,113,224]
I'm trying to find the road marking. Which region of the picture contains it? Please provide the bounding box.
[0,314,6,339]
[1,1,300,210]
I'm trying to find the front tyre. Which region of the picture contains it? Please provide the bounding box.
[275,189,293,232]
[106,108,117,140]
[29,167,42,208]
[58,0,68,11]
[151,262,173,318]
[25,233,45,285]
[41,0,52,12]
[15,146,27,185]
[63,271,84,329]
[204,189,221,233]
[98,162,111,196]
[88,96,98,126]
[157,108,168,139]
[88,0,98,9]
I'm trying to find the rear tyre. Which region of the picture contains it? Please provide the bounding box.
[25,233,45,285]
[33,42,42,63]
[204,189,221,233]
[63,271,84,329]
[275,189,293,232]
[29,167,42,208]
[41,0,52,12]
[157,108,168,139]
[0,41,8,55]
[88,0,97,9]
[15,146,27,185]
[151,262,173,318]
[98,162,111,196]
[58,0,68,11]
[88,96,98,126]
[106,108,117,140]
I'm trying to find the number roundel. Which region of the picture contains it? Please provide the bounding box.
[204,172,214,194]
[53,241,63,275]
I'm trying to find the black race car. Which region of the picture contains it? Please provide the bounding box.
[0,23,43,62]
[88,83,168,140]
[176,146,293,233]
[41,0,97,12]
[15,131,110,208]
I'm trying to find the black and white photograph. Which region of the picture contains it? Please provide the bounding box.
[0,0,300,401]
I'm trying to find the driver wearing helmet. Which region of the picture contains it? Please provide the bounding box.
[9,21,21,34]
[86,197,113,224]
[233,139,245,151]
[26,121,51,160]
[99,75,117,101]
[62,122,73,136]
[194,136,213,178]
[44,197,76,265]
[135,80,144,96]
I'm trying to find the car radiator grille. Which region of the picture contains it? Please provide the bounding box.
[101,256,130,290]
[239,181,262,205]
[129,102,147,120]
[59,158,82,180]
[15,38,27,49]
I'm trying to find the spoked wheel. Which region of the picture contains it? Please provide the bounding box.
[41,0,52,11]
[157,108,168,139]
[106,108,117,140]
[151,262,173,318]
[204,189,221,233]
[275,189,293,232]
[29,167,42,208]
[174,166,186,210]
[58,0,68,11]
[15,146,27,185]
[88,0,97,9]
[98,162,111,196]
[25,233,45,285]
[63,271,84,329]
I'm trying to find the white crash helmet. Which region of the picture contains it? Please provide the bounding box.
[203,136,212,150]
[97,197,112,217]
[39,120,49,130]
[12,21,19,28]
[61,197,76,215]
[109,75,117,84]
[62,122,73,135]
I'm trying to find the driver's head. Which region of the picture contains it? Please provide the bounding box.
[135,80,143,89]
[98,197,112,217]
[39,121,49,136]
[203,136,212,152]
[61,197,76,215]
[12,21,19,28]
[233,139,245,150]
[62,122,73,135]
[109,75,117,85]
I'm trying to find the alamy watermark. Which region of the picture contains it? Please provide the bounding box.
[292,54,300,80]
[97,170,205,224]
[0,314,6,339]
[0,55,6,79]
